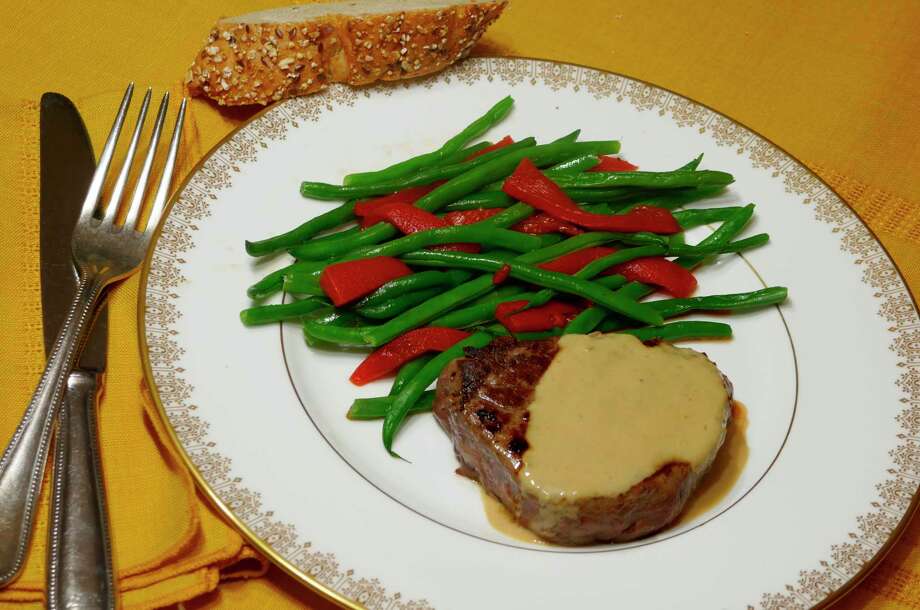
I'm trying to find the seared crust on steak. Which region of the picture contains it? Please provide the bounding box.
[433,336,732,545]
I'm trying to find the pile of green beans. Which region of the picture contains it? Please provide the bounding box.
[239,96,789,456]
[343,96,515,186]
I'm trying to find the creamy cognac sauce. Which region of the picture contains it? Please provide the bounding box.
[521,334,730,501]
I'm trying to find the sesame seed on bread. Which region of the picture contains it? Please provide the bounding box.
[186,0,508,106]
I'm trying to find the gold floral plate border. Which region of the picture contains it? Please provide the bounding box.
[138,57,920,609]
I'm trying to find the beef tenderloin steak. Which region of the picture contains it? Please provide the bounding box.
[433,333,733,545]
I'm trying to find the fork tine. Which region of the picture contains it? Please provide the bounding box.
[123,92,169,231]
[102,87,152,226]
[143,97,187,234]
[79,83,134,221]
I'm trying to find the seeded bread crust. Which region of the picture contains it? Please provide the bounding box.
[186,1,507,106]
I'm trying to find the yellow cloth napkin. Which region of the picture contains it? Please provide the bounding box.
[0,1,918,609]
[0,90,263,608]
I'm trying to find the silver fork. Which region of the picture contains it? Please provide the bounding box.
[0,84,186,585]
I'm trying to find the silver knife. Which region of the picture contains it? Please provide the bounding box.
[39,93,115,609]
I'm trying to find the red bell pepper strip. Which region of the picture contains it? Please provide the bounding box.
[465,135,514,160]
[354,184,442,228]
[445,208,582,237]
[358,202,443,234]
[496,299,583,333]
[538,246,617,275]
[588,156,639,172]
[358,202,480,252]
[512,213,583,236]
[502,158,681,234]
[610,257,698,298]
[442,209,503,225]
[349,327,471,385]
[492,264,511,285]
[319,256,413,306]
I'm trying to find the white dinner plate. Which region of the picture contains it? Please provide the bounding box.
[140,58,920,609]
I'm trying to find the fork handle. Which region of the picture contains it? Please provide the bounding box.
[47,370,115,610]
[0,272,105,585]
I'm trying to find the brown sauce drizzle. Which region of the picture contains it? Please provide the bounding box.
[678,400,749,524]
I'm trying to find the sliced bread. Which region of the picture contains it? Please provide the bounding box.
[186,0,507,106]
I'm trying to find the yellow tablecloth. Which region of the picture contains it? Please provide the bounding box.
[1,1,918,608]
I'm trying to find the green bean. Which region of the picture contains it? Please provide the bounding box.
[546,154,600,174]
[302,308,370,350]
[599,287,788,332]
[564,187,644,203]
[673,207,744,229]
[693,204,754,245]
[310,225,361,243]
[579,202,616,214]
[482,323,561,340]
[343,96,514,186]
[677,154,704,172]
[438,140,493,165]
[497,319,732,342]
[356,270,472,308]
[286,224,395,260]
[341,224,542,256]
[355,287,443,319]
[347,391,435,420]
[666,233,769,258]
[581,248,666,280]
[283,274,324,296]
[552,169,734,190]
[619,321,732,342]
[442,191,515,211]
[712,233,769,253]
[247,259,330,300]
[535,234,565,248]
[614,186,726,213]
[563,307,607,334]
[390,354,435,396]
[595,274,629,289]
[467,283,526,306]
[556,275,631,335]
[239,296,328,326]
[296,135,618,258]
[245,201,358,258]
[485,202,536,227]
[384,331,493,454]
[517,231,621,262]
[291,223,543,260]
[398,250,663,325]
[303,137,538,200]
[431,291,542,328]
[479,153,601,191]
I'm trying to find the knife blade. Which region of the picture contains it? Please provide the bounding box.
[39,92,114,610]
[39,93,106,368]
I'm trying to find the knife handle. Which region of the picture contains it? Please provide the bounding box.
[0,273,105,585]
[47,371,115,610]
